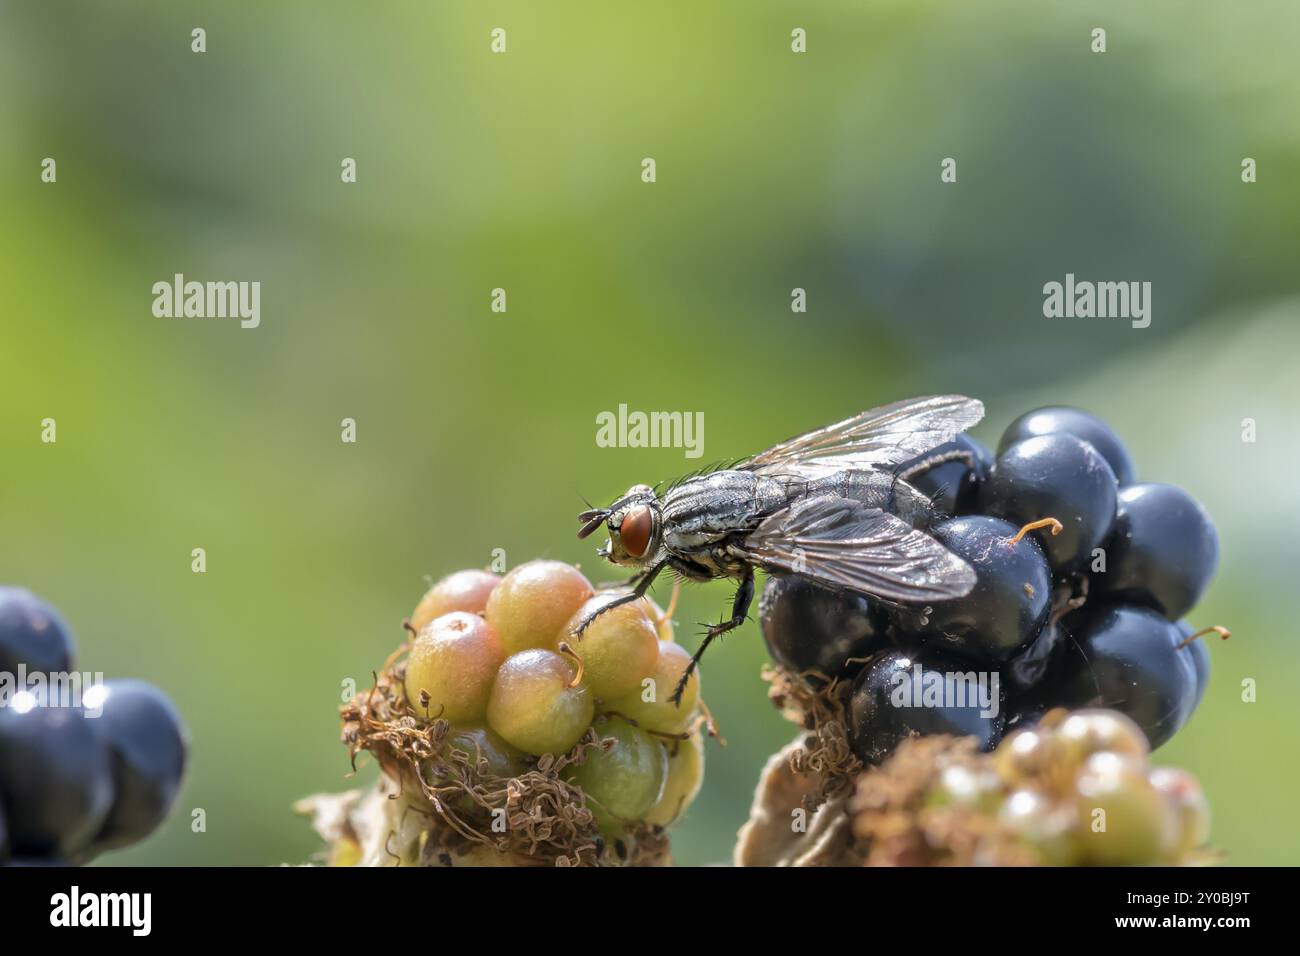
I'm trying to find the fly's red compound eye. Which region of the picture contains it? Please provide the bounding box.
[619,505,653,558]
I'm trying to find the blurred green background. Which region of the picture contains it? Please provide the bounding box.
[2,1,1298,865]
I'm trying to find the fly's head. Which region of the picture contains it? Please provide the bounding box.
[576,484,662,568]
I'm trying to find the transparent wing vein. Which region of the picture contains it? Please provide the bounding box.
[739,495,976,603]
[740,395,984,475]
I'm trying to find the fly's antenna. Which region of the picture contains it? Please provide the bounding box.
[576,491,611,539]
[577,508,610,539]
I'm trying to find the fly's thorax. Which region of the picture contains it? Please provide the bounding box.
[660,471,799,555]
[661,472,791,530]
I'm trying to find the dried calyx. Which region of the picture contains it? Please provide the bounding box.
[330,658,669,867]
[763,663,862,812]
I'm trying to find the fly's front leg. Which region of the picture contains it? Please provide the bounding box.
[571,560,667,637]
[672,568,754,705]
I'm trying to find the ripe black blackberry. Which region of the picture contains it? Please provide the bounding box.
[0,587,187,867]
[759,404,1226,777]
[0,587,76,677]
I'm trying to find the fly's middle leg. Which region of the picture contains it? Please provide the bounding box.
[571,560,667,637]
[671,568,754,705]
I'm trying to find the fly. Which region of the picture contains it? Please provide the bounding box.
[574,394,986,703]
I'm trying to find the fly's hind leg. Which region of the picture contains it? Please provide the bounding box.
[571,560,666,637]
[672,568,754,705]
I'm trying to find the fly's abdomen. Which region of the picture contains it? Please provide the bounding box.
[808,469,933,526]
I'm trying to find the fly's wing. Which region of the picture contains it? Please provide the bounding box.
[739,495,976,603]
[739,395,984,476]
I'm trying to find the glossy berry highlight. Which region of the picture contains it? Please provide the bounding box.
[998,405,1137,486]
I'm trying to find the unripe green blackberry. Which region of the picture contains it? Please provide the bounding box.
[487,648,594,756]
[1149,765,1211,858]
[927,764,1002,813]
[644,731,705,828]
[485,561,593,656]
[410,569,501,632]
[403,612,505,722]
[1051,709,1149,790]
[998,788,1076,866]
[330,555,714,866]
[643,593,677,643]
[605,641,700,735]
[564,717,667,834]
[993,726,1054,787]
[1073,752,1174,865]
[565,593,659,699]
[445,726,527,780]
